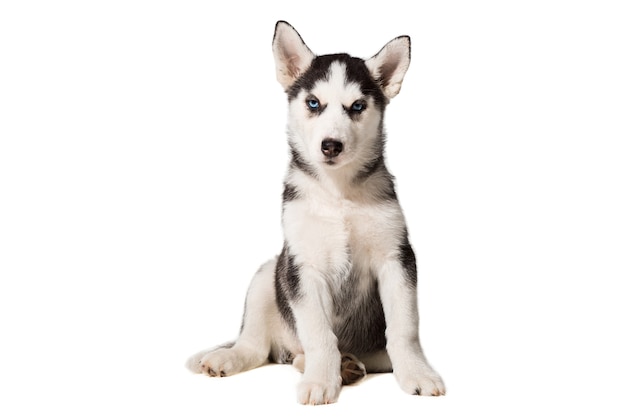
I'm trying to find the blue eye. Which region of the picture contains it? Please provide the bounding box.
[351,100,365,113]
[307,97,320,110]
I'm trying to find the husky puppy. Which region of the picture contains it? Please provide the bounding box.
[187,21,445,405]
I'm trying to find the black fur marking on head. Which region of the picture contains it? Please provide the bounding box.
[354,162,399,201]
[343,99,367,121]
[289,146,317,178]
[343,56,388,109]
[274,246,301,330]
[287,54,387,110]
[355,154,385,183]
[353,153,399,202]
[282,183,300,203]
[398,231,418,288]
[305,94,327,116]
[352,124,396,201]
[383,182,399,201]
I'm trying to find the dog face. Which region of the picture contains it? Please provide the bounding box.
[287,57,383,170]
[273,21,411,173]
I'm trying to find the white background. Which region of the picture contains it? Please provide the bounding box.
[1,1,625,415]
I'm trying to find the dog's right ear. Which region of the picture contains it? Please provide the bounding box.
[272,21,315,91]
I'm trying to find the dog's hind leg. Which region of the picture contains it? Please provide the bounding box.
[186,259,279,377]
[185,342,235,374]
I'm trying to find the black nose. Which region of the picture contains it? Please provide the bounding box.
[321,139,343,158]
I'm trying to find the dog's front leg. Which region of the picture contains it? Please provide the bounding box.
[291,268,342,405]
[378,257,446,396]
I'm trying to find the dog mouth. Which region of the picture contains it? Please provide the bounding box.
[321,148,354,167]
[322,155,348,167]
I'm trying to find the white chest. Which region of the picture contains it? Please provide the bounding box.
[282,192,407,273]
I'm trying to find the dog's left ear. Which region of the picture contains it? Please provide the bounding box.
[366,36,411,99]
[273,21,315,91]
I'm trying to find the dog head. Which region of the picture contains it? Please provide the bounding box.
[272,21,410,173]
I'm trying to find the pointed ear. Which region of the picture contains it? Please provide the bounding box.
[272,21,315,91]
[365,36,411,99]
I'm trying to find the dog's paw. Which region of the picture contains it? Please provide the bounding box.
[395,366,446,396]
[340,353,366,385]
[197,348,244,378]
[297,378,342,405]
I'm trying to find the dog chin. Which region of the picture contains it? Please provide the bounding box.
[321,157,346,169]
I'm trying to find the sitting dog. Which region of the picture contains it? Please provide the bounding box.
[187,20,445,405]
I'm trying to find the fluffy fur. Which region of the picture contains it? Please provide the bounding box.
[186,21,445,405]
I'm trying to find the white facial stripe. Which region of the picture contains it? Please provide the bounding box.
[312,61,363,107]
[308,62,364,144]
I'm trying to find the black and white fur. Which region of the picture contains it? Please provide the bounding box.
[187,21,445,405]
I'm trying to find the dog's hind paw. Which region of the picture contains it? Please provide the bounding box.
[197,347,245,378]
[340,353,366,385]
